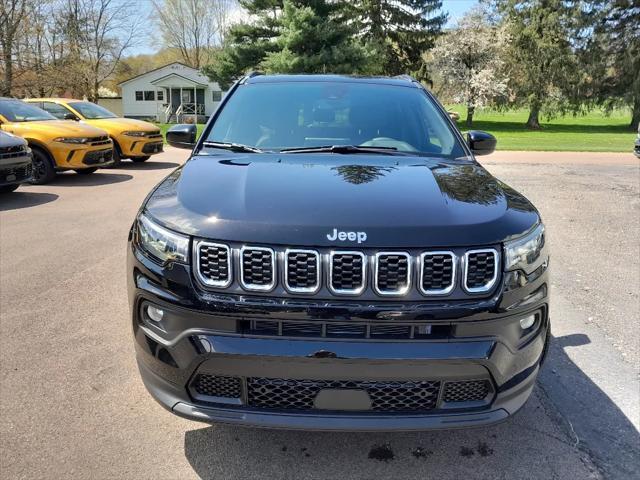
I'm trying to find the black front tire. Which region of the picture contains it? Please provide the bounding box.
[0,184,19,193]
[105,143,122,168]
[29,148,56,185]
[131,156,151,163]
[74,168,98,175]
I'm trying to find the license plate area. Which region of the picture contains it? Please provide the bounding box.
[313,389,372,411]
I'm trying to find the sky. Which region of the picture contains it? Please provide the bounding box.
[126,0,480,57]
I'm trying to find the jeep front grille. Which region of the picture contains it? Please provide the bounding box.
[240,246,276,291]
[196,242,232,287]
[329,251,366,295]
[420,251,455,295]
[374,252,411,295]
[193,241,500,299]
[464,249,498,293]
[285,249,320,293]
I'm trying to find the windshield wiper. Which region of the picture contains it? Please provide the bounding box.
[279,145,404,155]
[202,141,263,153]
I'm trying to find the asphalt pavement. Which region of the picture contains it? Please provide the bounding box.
[1,148,638,480]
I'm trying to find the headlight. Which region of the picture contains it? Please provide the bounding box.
[123,131,147,137]
[53,137,89,144]
[137,214,189,264]
[504,223,548,274]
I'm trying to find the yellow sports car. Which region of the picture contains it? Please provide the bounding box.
[26,98,164,167]
[0,98,113,184]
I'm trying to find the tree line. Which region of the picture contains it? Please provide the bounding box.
[1,0,637,130]
[203,0,638,130]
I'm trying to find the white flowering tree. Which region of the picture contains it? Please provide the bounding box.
[430,8,509,127]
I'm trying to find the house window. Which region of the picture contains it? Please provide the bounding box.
[212,90,222,102]
[135,91,143,101]
[144,90,155,101]
[157,90,164,101]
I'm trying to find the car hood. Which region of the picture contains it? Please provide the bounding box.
[144,154,540,248]
[6,120,108,137]
[83,117,159,134]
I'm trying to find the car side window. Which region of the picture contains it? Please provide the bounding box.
[41,102,73,120]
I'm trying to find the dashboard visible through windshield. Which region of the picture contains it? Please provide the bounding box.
[206,81,467,158]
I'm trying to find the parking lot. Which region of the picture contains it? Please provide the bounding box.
[1,148,638,479]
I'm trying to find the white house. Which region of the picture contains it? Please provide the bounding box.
[118,62,224,123]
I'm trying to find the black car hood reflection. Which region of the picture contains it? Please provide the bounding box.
[144,154,539,247]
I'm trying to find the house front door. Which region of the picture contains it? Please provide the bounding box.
[171,88,181,110]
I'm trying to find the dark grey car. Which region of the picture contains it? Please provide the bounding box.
[0,130,32,193]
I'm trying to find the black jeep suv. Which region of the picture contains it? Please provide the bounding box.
[0,130,32,193]
[128,74,549,430]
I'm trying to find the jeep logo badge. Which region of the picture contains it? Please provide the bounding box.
[326,228,367,244]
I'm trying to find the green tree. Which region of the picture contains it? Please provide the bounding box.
[497,0,580,129]
[346,0,447,82]
[203,0,283,89]
[261,0,370,74]
[586,0,640,130]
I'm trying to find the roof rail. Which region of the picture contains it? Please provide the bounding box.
[240,71,264,83]
[394,74,417,82]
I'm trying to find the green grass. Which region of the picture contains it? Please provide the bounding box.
[445,105,636,152]
[154,107,636,152]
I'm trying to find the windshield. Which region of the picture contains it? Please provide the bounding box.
[69,101,117,119]
[207,81,466,158]
[0,100,56,122]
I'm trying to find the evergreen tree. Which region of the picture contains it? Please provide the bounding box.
[496,0,580,129]
[345,0,447,82]
[203,0,284,89]
[261,0,370,74]
[585,0,640,130]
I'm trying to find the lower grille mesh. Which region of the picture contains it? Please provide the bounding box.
[192,374,241,398]
[443,380,490,402]
[247,377,441,412]
[190,375,493,411]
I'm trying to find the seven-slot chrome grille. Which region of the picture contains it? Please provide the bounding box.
[193,240,500,299]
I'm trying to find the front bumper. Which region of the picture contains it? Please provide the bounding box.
[52,144,114,169]
[129,244,549,431]
[0,158,32,186]
[118,135,164,157]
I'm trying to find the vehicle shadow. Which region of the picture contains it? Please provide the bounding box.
[0,191,59,211]
[118,161,180,171]
[49,172,132,186]
[182,334,639,480]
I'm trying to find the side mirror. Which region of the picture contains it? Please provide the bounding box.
[64,112,79,121]
[166,124,197,149]
[467,130,496,156]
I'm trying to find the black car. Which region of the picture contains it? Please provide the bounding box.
[634,125,639,158]
[128,74,549,430]
[0,130,32,193]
